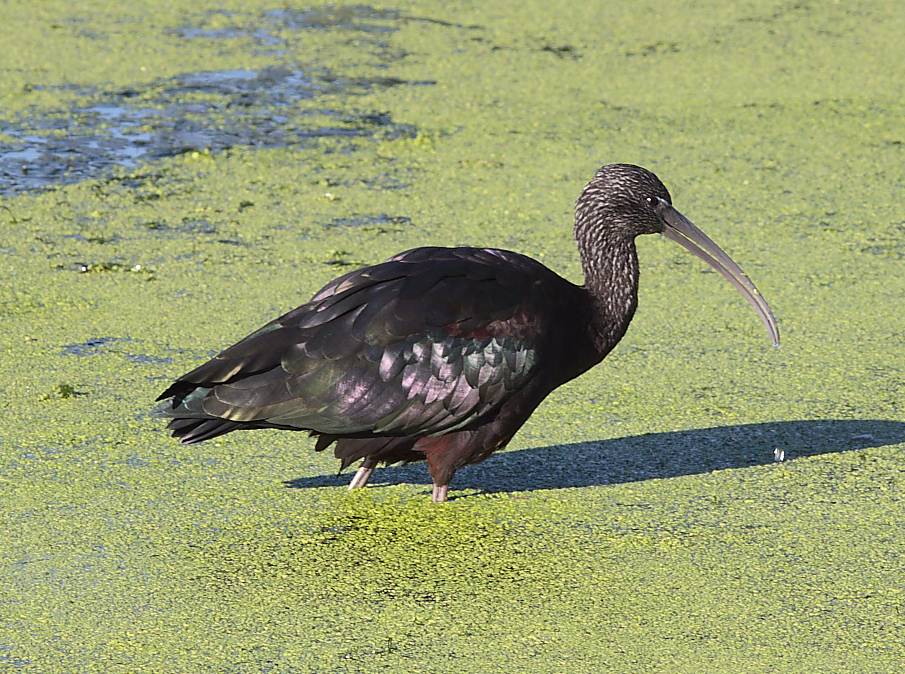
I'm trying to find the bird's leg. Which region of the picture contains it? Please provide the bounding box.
[348,457,377,490]
[421,433,476,503]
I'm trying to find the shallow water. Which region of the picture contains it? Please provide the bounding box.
[0,58,423,195]
[1,1,903,672]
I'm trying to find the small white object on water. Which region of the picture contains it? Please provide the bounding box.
[773,448,785,463]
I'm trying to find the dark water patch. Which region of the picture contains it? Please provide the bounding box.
[625,41,681,58]
[860,236,905,259]
[125,455,150,468]
[171,218,217,235]
[215,238,247,247]
[538,44,580,60]
[178,5,479,45]
[136,217,248,246]
[62,337,172,367]
[125,353,174,365]
[267,5,401,33]
[267,5,481,32]
[173,6,415,61]
[362,174,411,190]
[180,25,283,48]
[174,5,401,48]
[62,233,120,245]
[1,65,425,196]
[62,337,130,356]
[338,110,420,139]
[333,75,435,89]
[314,173,411,191]
[326,214,411,228]
[0,644,31,669]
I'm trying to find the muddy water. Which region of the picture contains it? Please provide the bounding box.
[1,5,432,194]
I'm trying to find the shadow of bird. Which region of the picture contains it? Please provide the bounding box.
[284,419,905,495]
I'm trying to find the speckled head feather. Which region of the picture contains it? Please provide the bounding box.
[575,163,673,239]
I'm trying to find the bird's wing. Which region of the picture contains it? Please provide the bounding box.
[158,247,561,437]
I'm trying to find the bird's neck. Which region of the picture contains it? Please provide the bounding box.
[576,228,640,356]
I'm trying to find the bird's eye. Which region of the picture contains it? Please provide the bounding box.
[646,196,656,206]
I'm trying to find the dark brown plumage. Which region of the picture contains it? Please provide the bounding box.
[156,164,778,501]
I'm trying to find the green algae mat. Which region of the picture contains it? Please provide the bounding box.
[2,1,904,671]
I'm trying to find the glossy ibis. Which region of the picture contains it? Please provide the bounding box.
[156,164,779,502]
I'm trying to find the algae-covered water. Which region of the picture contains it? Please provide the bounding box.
[2,1,903,671]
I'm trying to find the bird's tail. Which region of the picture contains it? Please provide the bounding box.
[152,386,240,444]
[165,417,243,444]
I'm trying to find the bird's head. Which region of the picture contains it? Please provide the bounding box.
[577,163,673,237]
[576,163,780,346]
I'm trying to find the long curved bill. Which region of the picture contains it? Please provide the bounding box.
[655,198,780,346]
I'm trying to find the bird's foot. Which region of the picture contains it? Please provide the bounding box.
[431,484,449,503]
[348,458,377,490]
